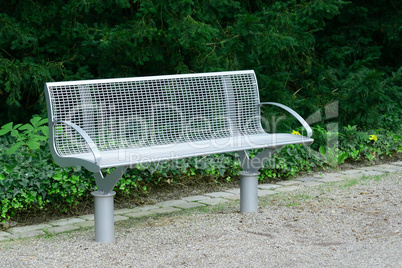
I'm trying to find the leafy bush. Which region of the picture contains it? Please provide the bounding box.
[340,125,402,162]
[0,117,49,154]
[0,116,95,219]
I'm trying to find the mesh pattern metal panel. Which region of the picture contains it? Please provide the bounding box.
[48,72,263,157]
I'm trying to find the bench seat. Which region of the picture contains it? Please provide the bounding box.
[62,133,312,172]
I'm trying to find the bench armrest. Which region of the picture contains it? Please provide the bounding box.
[259,102,313,138]
[54,120,102,164]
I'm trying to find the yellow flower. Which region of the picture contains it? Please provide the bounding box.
[369,135,377,141]
[292,130,301,135]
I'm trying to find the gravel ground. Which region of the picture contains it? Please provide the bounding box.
[0,172,400,267]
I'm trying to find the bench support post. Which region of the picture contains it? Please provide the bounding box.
[91,166,128,243]
[91,191,116,243]
[238,148,279,213]
[239,171,260,212]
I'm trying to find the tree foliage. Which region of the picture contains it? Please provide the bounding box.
[0,0,401,130]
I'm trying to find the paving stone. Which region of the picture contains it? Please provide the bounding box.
[74,220,95,228]
[137,205,160,211]
[333,174,359,179]
[301,181,323,187]
[46,225,80,235]
[274,186,301,192]
[114,208,142,215]
[114,215,129,222]
[156,199,190,208]
[77,214,94,221]
[182,195,211,202]
[172,202,206,209]
[361,170,386,176]
[328,170,383,178]
[151,207,182,214]
[48,217,86,227]
[295,176,320,182]
[10,230,45,239]
[7,224,52,234]
[125,210,155,218]
[204,191,236,198]
[339,169,363,175]
[225,188,241,195]
[315,172,354,180]
[275,181,301,186]
[198,198,230,206]
[222,194,240,200]
[391,161,402,167]
[358,166,381,171]
[317,177,345,183]
[257,190,277,197]
[313,172,344,178]
[258,184,282,190]
[67,215,126,227]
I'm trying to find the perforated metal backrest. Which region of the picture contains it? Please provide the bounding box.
[45,70,264,157]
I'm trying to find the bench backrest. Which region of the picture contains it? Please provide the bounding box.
[45,70,264,157]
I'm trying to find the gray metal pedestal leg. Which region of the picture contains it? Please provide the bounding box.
[239,171,260,213]
[91,191,116,243]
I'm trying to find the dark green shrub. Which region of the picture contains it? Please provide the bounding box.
[340,125,402,162]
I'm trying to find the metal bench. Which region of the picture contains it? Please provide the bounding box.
[45,70,313,242]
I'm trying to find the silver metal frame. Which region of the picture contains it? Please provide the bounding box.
[45,70,256,87]
[44,70,314,242]
[258,102,313,138]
